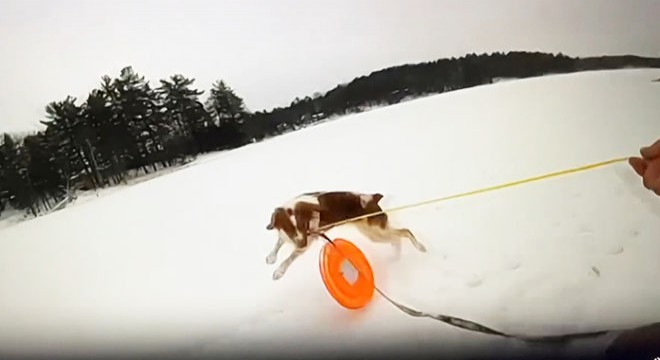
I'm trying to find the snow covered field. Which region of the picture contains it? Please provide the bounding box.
[1,69,660,359]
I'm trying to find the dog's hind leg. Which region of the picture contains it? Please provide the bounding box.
[354,220,398,245]
[396,227,427,252]
[355,221,427,253]
[355,222,404,260]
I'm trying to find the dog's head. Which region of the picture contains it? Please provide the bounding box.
[266,207,289,231]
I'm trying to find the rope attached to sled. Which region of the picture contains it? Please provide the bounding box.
[313,156,637,343]
[317,231,612,343]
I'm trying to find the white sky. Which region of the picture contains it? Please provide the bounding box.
[0,0,659,134]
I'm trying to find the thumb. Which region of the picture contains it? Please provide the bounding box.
[640,138,660,160]
[629,157,647,177]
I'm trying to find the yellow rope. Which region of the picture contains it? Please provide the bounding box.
[317,156,630,231]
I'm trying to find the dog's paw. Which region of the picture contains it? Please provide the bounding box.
[272,268,285,280]
[266,254,277,265]
[415,242,427,253]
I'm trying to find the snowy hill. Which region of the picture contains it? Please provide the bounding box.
[1,69,660,359]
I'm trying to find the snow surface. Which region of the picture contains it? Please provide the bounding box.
[1,69,660,359]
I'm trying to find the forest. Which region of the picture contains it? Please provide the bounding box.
[1,51,659,217]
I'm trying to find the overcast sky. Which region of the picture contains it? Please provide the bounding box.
[1,0,658,133]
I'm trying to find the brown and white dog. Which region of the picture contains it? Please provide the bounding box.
[265,191,426,280]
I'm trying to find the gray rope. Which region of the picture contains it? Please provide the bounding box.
[317,232,619,344]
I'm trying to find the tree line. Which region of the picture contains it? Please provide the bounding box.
[1,51,659,218]
[246,52,660,139]
[0,67,251,217]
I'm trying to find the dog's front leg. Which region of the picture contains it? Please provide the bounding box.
[266,236,285,265]
[271,210,319,280]
[272,247,305,280]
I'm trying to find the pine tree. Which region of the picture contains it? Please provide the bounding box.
[205,80,249,148]
[42,96,99,190]
[0,134,37,216]
[23,132,69,210]
[83,88,121,185]
[105,66,161,173]
[158,74,213,154]
[206,80,248,125]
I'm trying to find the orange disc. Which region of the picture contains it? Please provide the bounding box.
[319,238,375,309]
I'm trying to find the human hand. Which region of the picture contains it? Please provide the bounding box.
[629,139,660,195]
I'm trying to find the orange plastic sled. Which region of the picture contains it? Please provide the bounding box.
[319,238,375,309]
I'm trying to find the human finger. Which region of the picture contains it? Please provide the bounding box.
[640,138,660,160]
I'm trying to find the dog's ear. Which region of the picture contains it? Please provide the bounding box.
[372,193,384,204]
[266,208,281,230]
